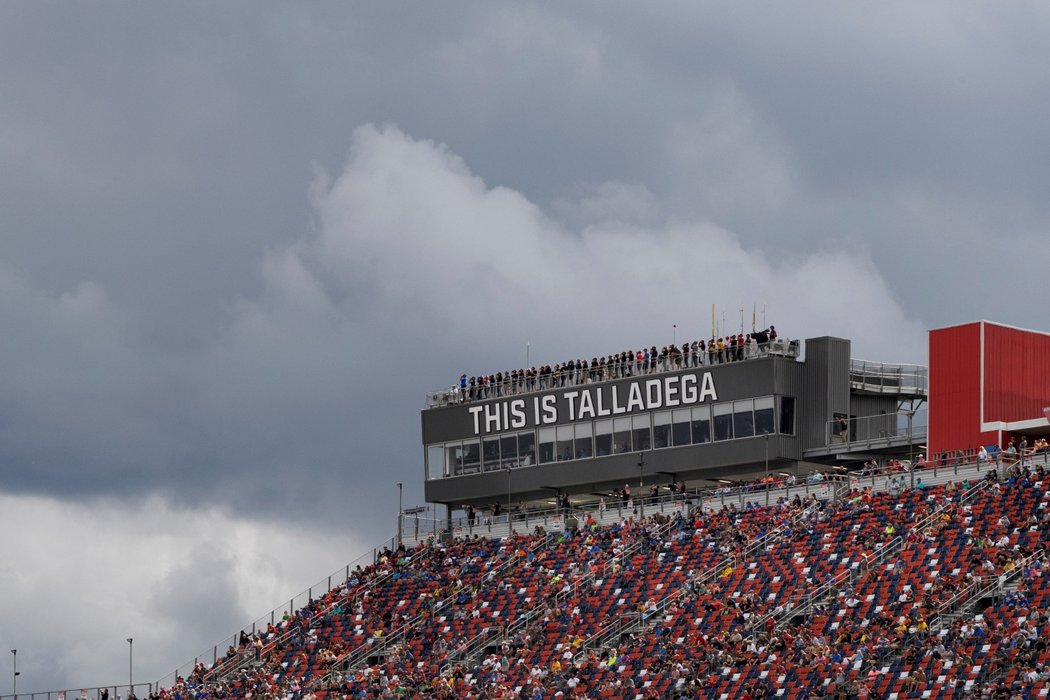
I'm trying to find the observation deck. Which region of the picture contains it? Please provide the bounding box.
[424,339,801,410]
[849,358,928,398]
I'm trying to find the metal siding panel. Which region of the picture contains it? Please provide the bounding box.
[983,324,1050,423]
[929,323,996,455]
[801,338,829,449]
[800,337,850,450]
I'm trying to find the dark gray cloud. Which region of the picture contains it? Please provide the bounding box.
[1,0,1048,691]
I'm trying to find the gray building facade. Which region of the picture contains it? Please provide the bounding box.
[422,337,857,511]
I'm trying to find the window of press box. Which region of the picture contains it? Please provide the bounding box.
[652,411,672,449]
[499,434,517,469]
[462,440,481,473]
[613,417,632,454]
[517,432,536,467]
[595,418,613,457]
[733,399,755,439]
[632,413,652,451]
[445,442,464,476]
[691,405,711,444]
[672,409,691,446]
[538,427,556,464]
[780,396,795,435]
[713,403,733,441]
[556,425,575,461]
[755,396,775,436]
[495,431,536,470]
[427,445,444,480]
[575,423,593,459]
[444,440,482,477]
[483,436,501,471]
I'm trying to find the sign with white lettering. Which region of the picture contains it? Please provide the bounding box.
[465,372,718,435]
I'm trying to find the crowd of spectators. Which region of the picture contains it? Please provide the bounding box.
[106,448,1049,700]
[448,327,783,404]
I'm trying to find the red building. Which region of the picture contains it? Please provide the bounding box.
[929,320,1050,456]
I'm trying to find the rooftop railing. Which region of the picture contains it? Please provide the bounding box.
[425,339,801,408]
[849,358,928,395]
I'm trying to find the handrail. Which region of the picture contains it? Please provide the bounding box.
[437,515,678,677]
[822,409,928,449]
[195,544,432,687]
[929,547,1045,632]
[152,538,430,690]
[752,479,991,636]
[414,474,849,542]
[426,339,800,408]
[420,504,596,544]
[576,501,819,658]
[848,358,928,394]
[320,529,556,686]
[439,625,502,673]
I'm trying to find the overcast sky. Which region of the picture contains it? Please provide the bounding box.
[2,1,1049,691]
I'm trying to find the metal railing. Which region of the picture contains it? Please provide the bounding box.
[153,541,429,692]
[319,528,557,686]
[929,547,1045,632]
[823,409,928,450]
[442,516,681,676]
[576,501,820,658]
[400,475,849,549]
[751,478,991,637]
[844,450,1036,492]
[426,340,801,408]
[0,684,152,700]
[849,358,928,395]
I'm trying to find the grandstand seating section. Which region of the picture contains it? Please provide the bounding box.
[161,466,1048,699]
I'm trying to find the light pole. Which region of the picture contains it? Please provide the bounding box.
[637,452,646,488]
[505,466,512,519]
[127,638,133,693]
[11,649,17,698]
[764,432,770,479]
[397,482,403,548]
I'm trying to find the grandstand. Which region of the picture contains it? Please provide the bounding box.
[6,324,1050,700]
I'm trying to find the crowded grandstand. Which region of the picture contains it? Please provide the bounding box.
[8,321,1050,700]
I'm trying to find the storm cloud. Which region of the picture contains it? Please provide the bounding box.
[1,0,1047,690]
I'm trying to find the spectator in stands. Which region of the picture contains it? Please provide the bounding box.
[479,321,770,401]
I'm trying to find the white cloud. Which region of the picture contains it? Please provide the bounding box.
[298,124,924,363]
[0,493,365,692]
